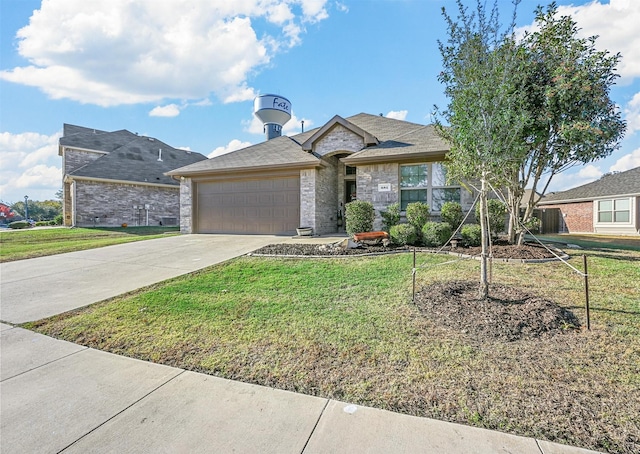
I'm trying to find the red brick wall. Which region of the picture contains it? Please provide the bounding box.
[543,202,593,233]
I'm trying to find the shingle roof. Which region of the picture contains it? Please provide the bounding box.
[539,166,640,204]
[168,113,451,177]
[62,127,207,186]
[60,124,140,153]
[167,135,321,176]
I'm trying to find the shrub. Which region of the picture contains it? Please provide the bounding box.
[54,214,63,225]
[390,223,418,246]
[380,202,401,232]
[345,200,375,236]
[440,201,464,231]
[9,220,31,229]
[523,216,541,233]
[422,222,453,247]
[405,202,430,231]
[461,224,482,247]
[475,199,507,236]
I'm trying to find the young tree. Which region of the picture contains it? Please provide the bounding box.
[434,0,529,298]
[505,3,626,244]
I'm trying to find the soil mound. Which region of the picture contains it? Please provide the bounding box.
[414,280,580,342]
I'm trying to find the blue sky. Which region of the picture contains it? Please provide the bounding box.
[1,0,639,204]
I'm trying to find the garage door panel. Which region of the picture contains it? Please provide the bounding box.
[196,176,299,234]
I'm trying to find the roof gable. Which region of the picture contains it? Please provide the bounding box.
[301,115,378,151]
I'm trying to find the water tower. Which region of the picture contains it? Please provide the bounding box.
[254,94,292,140]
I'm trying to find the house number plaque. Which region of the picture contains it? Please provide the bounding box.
[378,183,391,192]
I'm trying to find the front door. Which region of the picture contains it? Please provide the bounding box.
[345,180,357,203]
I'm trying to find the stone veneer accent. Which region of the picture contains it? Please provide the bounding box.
[180,178,194,233]
[313,156,339,235]
[314,125,364,157]
[299,169,316,231]
[73,180,179,227]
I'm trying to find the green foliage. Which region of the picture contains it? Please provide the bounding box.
[345,200,375,236]
[460,224,482,247]
[422,222,453,247]
[35,221,49,227]
[405,202,430,231]
[475,199,507,236]
[440,201,464,231]
[389,223,418,246]
[11,199,62,222]
[523,216,541,234]
[54,214,63,225]
[380,202,401,232]
[9,221,31,229]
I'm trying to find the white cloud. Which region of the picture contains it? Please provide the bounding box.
[149,104,181,117]
[610,148,640,172]
[208,139,253,158]
[245,111,310,136]
[0,0,330,107]
[623,92,640,135]
[386,110,408,121]
[0,131,62,203]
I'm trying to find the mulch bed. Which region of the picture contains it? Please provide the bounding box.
[252,240,558,260]
[414,280,581,342]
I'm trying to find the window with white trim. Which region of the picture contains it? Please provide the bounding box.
[597,198,630,223]
[400,163,461,211]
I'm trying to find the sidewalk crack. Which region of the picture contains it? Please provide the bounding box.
[300,399,330,454]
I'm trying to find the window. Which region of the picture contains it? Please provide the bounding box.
[345,166,356,175]
[400,163,461,211]
[597,198,630,223]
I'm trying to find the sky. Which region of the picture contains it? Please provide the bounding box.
[1,0,639,204]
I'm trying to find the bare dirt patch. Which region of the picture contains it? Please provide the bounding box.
[414,280,581,342]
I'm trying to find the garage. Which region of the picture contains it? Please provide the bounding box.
[195,175,300,234]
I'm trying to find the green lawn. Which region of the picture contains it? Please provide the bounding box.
[0,226,179,262]
[26,247,640,454]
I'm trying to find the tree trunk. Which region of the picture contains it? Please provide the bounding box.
[479,174,489,300]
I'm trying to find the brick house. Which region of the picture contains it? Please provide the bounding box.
[167,113,475,235]
[60,124,207,227]
[538,166,640,236]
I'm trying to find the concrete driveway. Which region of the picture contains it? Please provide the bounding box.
[0,234,288,324]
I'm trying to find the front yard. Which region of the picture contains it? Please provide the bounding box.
[0,226,179,262]
[25,247,640,453]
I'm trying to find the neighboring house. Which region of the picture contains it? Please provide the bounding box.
[60,124,207,227]
[167,113,475,235]
[538,166,640,236]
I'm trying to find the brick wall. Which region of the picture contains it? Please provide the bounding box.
[63,148,104,174]
[180,178,194,233]
[73,180,179,227]
[542,202,593,233]
[314,125,364,157]
[313,156,339,235]
[356,163,399,230]
[300,169,316,230]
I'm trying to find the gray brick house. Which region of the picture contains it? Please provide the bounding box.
[60,124,207,227]
[538,166,640,236]
[168,113,475,235]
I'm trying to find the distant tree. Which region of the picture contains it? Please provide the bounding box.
[11,200,62,221]
[504,3,626,244]
[434,0,529,298]
[0,203,16,223]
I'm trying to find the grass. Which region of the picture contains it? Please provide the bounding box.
[529,233,640,251]
[0,226,179,262]
[25,246,640,454]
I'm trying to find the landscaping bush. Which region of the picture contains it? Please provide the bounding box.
[54,214,63,225]
[475,199,507,236]
[405,202,430,231]
[422,222,453,247]
[36,221,49,227]
[389,223,418,246]
[523,216,541,234]
[380,202,400,232]
[461,224,482,246]
[345,200,375,236]
[440,201,464,231]
[9,221,31,229]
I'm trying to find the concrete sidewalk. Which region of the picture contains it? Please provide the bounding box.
[0,235,602,453]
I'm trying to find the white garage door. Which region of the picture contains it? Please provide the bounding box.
[196,176,300,234]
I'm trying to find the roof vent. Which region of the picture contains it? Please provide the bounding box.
[254,94,292,140]
[157,148,163,161]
